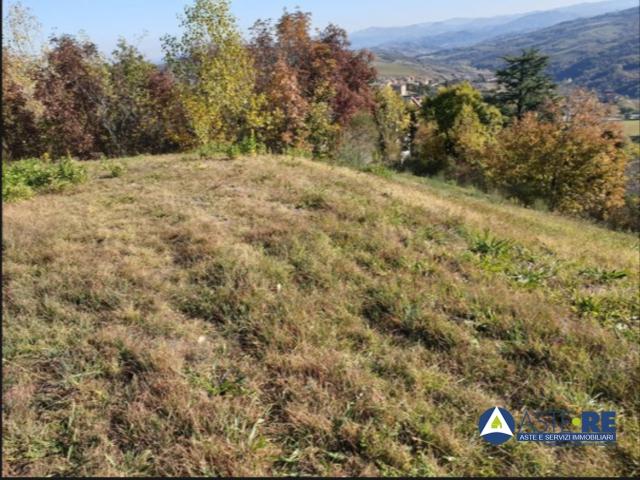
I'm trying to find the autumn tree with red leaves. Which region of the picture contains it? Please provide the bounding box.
[35,35,109,158]
[248,9,376,154]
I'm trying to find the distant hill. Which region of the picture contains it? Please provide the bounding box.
[373,51,492,82]
[351,13,521,50]
[351,0,637,52]
[423,7,640,98]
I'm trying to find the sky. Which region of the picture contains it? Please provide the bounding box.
[3,0,605,61]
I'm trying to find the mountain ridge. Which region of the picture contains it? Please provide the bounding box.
[351,0,637,52]
[422,7,640,97]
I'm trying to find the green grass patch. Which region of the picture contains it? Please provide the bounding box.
[3,157,87,201]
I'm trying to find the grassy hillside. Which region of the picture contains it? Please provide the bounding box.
[423,7,640,98]
[3,153,639,476]
[373,59,430,78]
[373,54,490,82]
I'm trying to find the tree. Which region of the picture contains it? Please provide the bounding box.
[306,86,340,158]
[262,55,309,151]
[248,9,376,156]
[105,40,190,155]
[495,48,556,119]
[3,48,41,159]
[3,0,42,57]
[2,1,44,159]
[248,19,278,95]
[35,35,109,158]
[418,82,502,183]
[422,82,502,144]
[314,24,376,126]
[275,10,314,91]
[105,39,156,155]
[145,69,194,152]
[486,89,628,218]
[374,85,410,165]
[162,0,262,146]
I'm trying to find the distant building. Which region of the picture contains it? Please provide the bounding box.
[391,83,408,97]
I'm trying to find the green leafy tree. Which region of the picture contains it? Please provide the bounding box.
[306,82,340,158]
[105,40,157,155]
[162,0,262,146]
[106,40,189,155]
[374,85,409,165]
[495,48,556,119]
[335,111,379,167]
[418,82,502,183]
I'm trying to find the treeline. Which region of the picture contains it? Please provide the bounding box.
[407,50,637,230]
[2,0,636,229]
[2,0,378,160]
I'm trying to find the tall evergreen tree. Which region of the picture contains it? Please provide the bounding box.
[496,48,556,119]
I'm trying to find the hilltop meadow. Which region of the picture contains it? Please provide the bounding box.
[3,153,639,476]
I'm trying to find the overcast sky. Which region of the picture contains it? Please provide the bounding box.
[4,0,611,60]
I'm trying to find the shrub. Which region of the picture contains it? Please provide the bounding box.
[361,164,394,179]
[283,146,313,159]
[101,159,126,178]
[2,177,34,202]
[468,229,512,257]
[196,142,230,158]
[335,112,379,167]
[2,157,87,201]
[238,132,266,156]
[226,144,241,160]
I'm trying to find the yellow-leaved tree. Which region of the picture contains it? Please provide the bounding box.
[417,82,502,185]
[486,89,628,219]
[162,0,264,146]
[374,85,410,165]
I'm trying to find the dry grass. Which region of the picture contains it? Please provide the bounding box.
[623,120,640,141]
[3,153,639,476]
